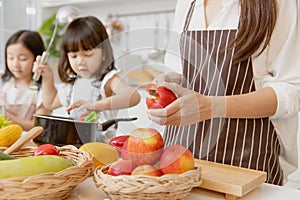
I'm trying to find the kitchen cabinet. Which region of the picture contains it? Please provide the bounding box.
[0,0,177,73]
[39,0,177,72]
[0,0,40,73]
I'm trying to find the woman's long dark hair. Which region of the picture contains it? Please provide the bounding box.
[58,16,116,85]
[231,0,278,62]
[2,30,45,84]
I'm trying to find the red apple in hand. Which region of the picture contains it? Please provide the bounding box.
[159,145,194,174]
[131,164,162,176]
[107,160,135,176]
[121,128,164,166]
[146,84,177,109]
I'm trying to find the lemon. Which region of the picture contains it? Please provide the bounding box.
[79,142,118,168]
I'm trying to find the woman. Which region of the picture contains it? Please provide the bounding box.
[147,0,300,185]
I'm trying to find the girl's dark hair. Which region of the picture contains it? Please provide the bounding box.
[2,30,45,84]
[230,0,278,62]
[58,16,116,84]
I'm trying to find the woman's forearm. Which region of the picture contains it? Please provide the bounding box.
[212,87,277,119]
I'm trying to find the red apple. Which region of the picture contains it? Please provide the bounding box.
[121,128,164,166]
[107,160,135,176]
[33,144,60,156]
[131,164,162,176]
[121,138,129,160]
[109,135,129,156]
[146,84,177,109]
[159,145,194,174]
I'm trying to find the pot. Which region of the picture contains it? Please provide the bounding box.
[33,114,137,147]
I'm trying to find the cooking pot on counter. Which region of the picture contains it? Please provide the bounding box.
[33,114,137,147]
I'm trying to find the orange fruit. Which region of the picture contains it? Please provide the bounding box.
[79,142,119,168]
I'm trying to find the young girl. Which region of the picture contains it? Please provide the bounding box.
[147,0,300,185]
[0,30,50,131]
[34,16,140,142]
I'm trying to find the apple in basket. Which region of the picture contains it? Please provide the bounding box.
[33,144,60,156]
[159,145,194,174]
[109,135,129,156]
[131,164,162,176]
[107,160,135,176]
[121,128,164,166]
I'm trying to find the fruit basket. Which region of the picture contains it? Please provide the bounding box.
[0,145,93,200]
[94,165,202,200]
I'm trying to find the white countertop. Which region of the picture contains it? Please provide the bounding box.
[67,177,300,200]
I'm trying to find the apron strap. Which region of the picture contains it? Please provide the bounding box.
[183,0,197,32]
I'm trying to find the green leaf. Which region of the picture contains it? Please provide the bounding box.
[38,13,68,58]
[38,14,56,35]
[84,111,100,122]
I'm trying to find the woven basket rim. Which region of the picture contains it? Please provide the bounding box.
[0,145,93,200]
[95,164,202,178]
[93,164,202,199]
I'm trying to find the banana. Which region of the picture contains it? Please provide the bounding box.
[0,155,74,179]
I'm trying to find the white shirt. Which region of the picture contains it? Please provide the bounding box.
[56,70,120,143]
[165,0,300,180]
[0,78,42,120]
[57,69,120,122]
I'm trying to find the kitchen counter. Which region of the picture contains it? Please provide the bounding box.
[67,177,300,200]
[18,130,300,199]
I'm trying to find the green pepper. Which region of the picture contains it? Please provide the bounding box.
[84,111,100,122]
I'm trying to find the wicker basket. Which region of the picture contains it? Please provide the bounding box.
[0,145,93,200]
[94,165,202,200]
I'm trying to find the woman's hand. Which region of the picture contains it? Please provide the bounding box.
[147,82,212,126]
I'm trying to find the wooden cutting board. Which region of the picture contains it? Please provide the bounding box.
[195,159,267,200]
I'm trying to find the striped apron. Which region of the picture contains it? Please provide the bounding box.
[164,0,283,185]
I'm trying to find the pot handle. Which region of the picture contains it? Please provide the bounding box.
[99,117,137,131]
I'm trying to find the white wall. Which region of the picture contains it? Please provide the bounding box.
[0,0,177,73]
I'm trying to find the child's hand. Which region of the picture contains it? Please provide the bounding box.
[67,99,95,119]
[32,55,53,79]
[66,99,86,112]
